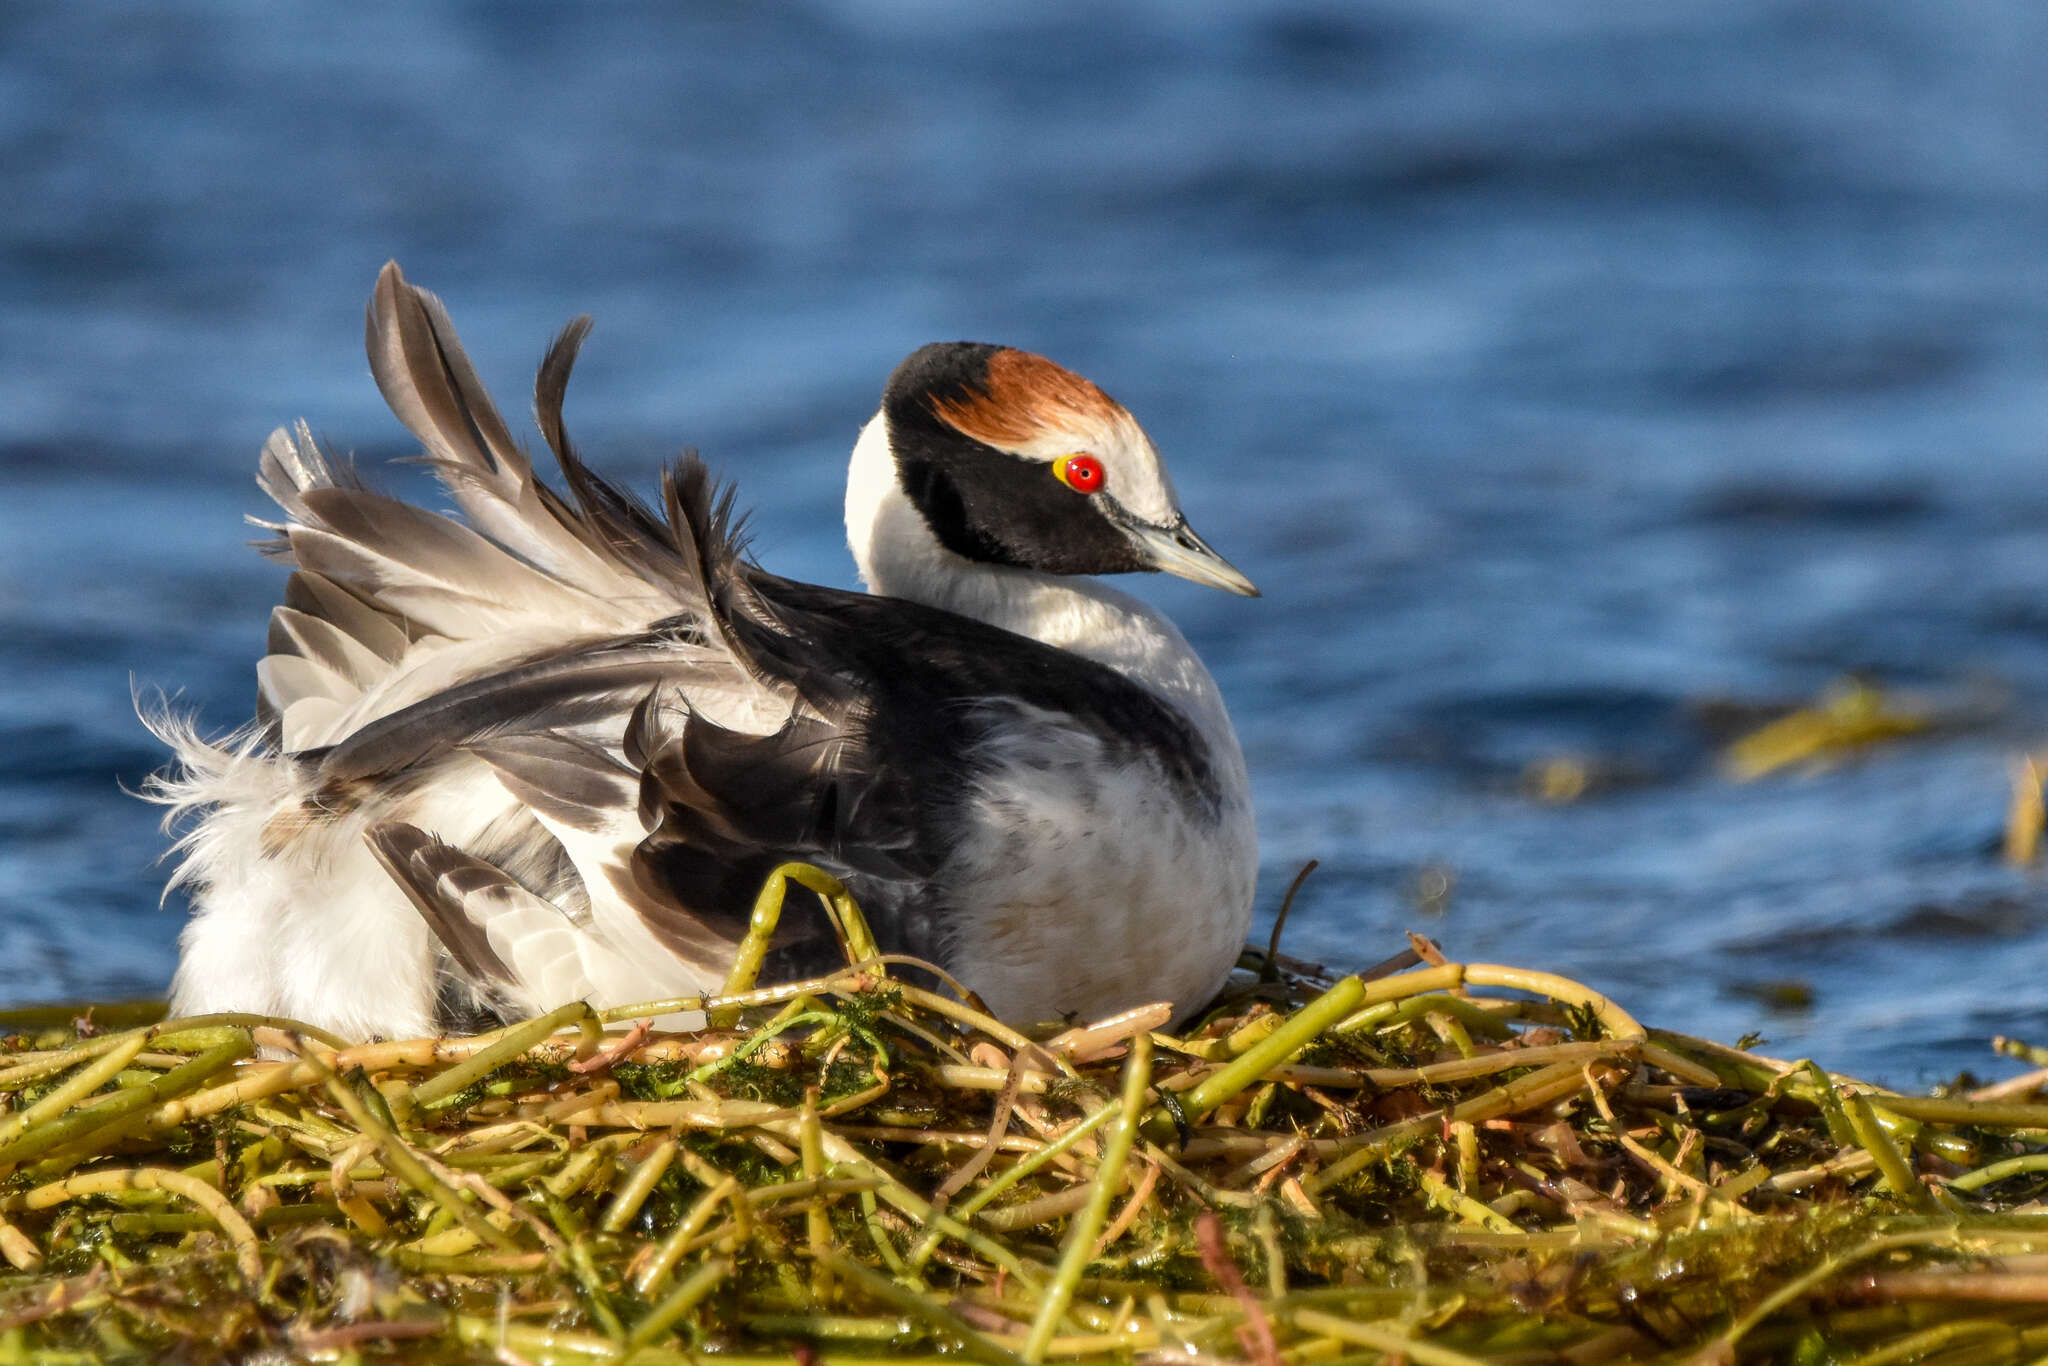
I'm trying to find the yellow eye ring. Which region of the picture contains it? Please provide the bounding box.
[1054,453,1105,494]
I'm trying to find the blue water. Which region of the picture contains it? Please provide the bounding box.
[8,2,2048,1086]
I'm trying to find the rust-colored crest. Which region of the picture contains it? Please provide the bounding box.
[930,348,1123,448]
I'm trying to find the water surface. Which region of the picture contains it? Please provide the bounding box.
[8,2,2048,1085]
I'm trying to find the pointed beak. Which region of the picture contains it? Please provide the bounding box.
[1116,511,1260,597]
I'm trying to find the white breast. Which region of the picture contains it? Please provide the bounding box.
[935,702,1257,1023]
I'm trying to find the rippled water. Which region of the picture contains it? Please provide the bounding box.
[8,1,2048,1085]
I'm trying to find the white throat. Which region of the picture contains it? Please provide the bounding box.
[843,411,1241,757]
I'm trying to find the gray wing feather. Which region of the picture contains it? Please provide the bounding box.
[311,639,694,782]
[366,261,628,592]
[282,572,409,663]
[266,608,390,692]
[466,733,640,835]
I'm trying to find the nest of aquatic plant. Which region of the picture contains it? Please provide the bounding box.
[6,869,2048,1364]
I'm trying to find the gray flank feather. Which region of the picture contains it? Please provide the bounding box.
[366,822,517,987]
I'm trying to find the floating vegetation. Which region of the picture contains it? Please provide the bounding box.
[6,884,2048,1362]
[2005,753,2048,866]
[1721,678,1933,781]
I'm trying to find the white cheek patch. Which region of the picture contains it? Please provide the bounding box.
[1095,416,1180,525]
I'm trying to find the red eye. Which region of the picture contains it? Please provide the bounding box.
[1055,453,1105,494]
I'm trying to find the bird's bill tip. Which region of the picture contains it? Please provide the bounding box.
[1125,516,1260,597]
